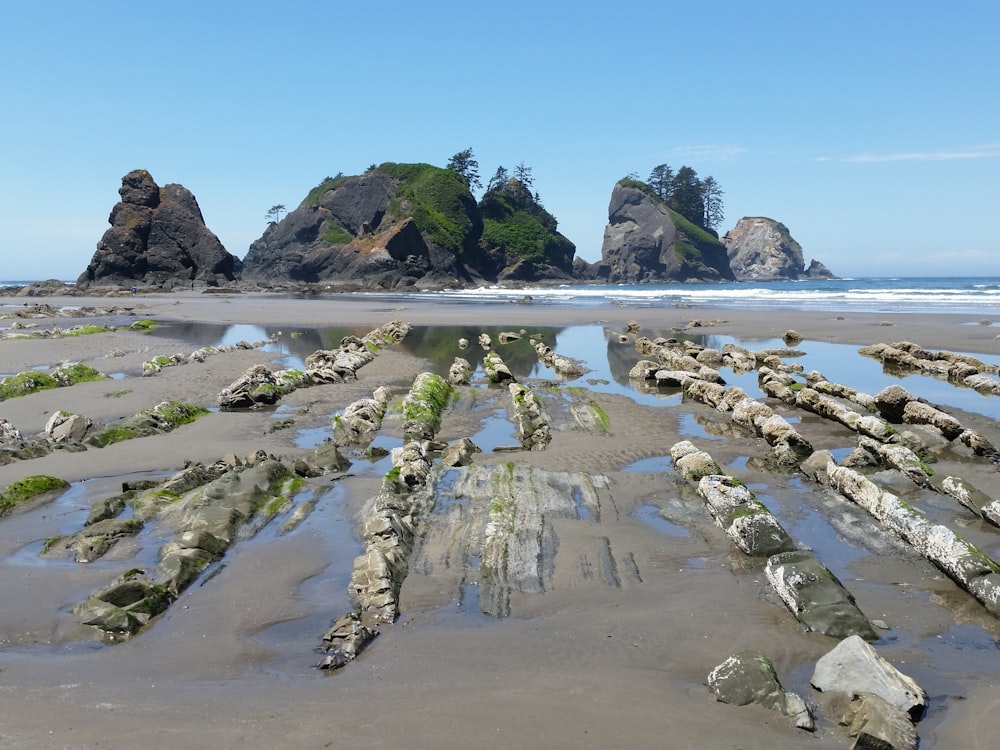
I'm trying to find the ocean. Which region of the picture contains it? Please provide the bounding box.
[4,277,1000,315]
[390,277,1000,315]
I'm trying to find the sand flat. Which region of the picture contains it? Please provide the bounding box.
[2,292,999,748]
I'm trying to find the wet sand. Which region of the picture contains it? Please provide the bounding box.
[2,291,1000,749]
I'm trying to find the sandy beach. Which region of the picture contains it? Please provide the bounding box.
[2,291,1000,749]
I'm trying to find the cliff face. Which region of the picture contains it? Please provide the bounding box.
[595,182,733,283]
[723,217,835,280]
[78,170,241,289]
[241,170,468,288]
[477,178,576,282]
[241,165,576,288]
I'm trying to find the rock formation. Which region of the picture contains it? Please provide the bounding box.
[241,165,576,288]
[723,217,835,281]
[477,177,576,281]
[594,181,734,283]
[78,169,242,289]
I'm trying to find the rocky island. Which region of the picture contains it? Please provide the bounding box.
[62,160,834,294]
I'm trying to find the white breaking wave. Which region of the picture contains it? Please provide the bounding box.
[361,277,1000,314]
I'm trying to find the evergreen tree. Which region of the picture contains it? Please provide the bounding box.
[446,148,481,191]
[486,165,509,193]
[265,204,286,225]
[513,162,534,189]
[701,176,724,232]
[647,163,675,201]
[668,166,705,227]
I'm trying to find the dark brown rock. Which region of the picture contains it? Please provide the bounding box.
[78,170,241,289]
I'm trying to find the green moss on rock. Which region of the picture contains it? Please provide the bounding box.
[55,363,106,385]
[0,371,59,400]
[0,475,70,516]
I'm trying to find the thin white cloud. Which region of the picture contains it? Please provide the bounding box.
[828,144,1000,163]
[666,144,747,161]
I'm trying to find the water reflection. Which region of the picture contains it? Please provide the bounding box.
[147,321,1000,421]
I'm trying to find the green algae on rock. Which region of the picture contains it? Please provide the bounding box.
[0,475,70,517]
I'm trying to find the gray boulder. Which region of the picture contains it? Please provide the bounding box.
[811,635,926,721]
[765,550,877,640]
[0,418,24,443]
[843,692,918,750]
[708,650,814,730]
[697,475,797,557]
[441,437,480,467]
[44,411,94,443]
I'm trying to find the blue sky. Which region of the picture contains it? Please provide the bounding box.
[2,1,998,280]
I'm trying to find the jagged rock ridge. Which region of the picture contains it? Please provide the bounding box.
[78,170,242,289]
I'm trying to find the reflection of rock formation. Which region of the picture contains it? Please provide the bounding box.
[394,325,565,381]
[605,328,720,387]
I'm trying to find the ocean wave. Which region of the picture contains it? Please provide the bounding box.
[383,277,1000,314]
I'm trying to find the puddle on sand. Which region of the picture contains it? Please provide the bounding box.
[634,504,691,537]
[295,425,331,449]
[468,407,517,452]
[621,455,670,474]
[458,555,483,615]
[678,412,725,441]
[250,484,366,677]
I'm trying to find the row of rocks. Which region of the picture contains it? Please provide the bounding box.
[332,386,394,448]
[69,446,350,637]
[861,340,1000,394]
[320,333,583,665]
[531,336,584,378]
[320,443,433,668]
[761,368,1000,527]
[684,351,1000,619]
[814,458,1000,619]
[1,400,208,465]
[0,363,106,402]
[684,378,815,465]
[509,382,552,451]
[217,320,409,409]
[672,440,875,641]
[0,302,134,320]
[142,337,271,376]
[320,368,453,669]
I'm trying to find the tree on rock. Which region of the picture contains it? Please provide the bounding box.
[513,162,534,189]
[447,148,482,192]
[266,204,286,225]
[701,176,724,232]
[486,165,509,193]
[647,163,675,201]
[668,166,704,227]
